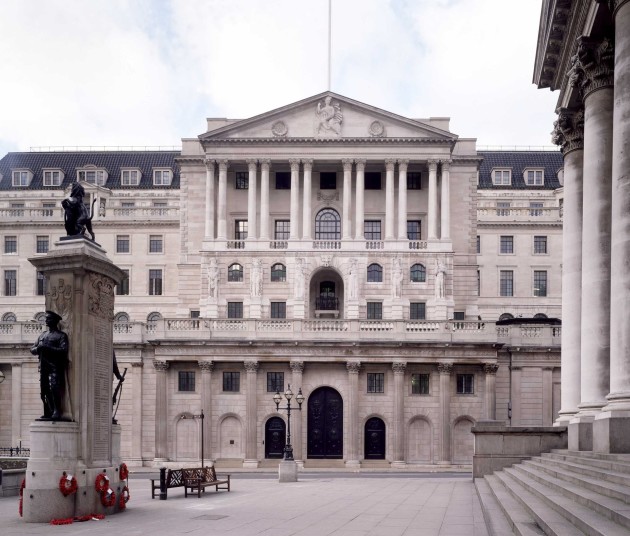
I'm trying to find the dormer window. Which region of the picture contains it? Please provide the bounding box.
[12,169,32,187]
[77,166,107,186]
[153,169,172,186]
[525,168,544,186]
[43,169,63,187]
[492,169,511,186]
[121,169,141,186]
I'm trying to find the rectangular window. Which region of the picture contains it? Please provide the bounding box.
[410,302,426,320]
[149,235,163,253]
[267,372,284,393]
[364,220,382,240]
[153,169,172,186]
[78,169,106,185]
[121,170,140,186]
[275,172,290,190]
[407,172,421,190]
[534,236,547,254]
[500,270,514,297]
[476,235,480,254]
[121,202,135,209]
[530,202,544,217]
[367,373,385,393]
[116,269,130,296]
[4,270,17,296]
[270,302,286,319]
[12,170,30,186]
[116,235,130,254]
[407,220,421,240]
[319,172,337,190]
[364,172,381,190]
[534,270,548,297]
[235,171,249,189]
[36,271,47,296]
[367,302,382,320]
[153,201,167,208]
[500,236,514,254]
[149,269,163,296]
[411,373,430,395]
[492,169,511,185]
[496,201,511,216]
[454,311,465,320]
[525,169,544,186]
[43,170,62,186]
[223,372,240,392]
[457,374,474,394]
[178,371,195,392]
[477,269,480,297]
[227,302,243,318]
[274,220,290,240]
[235,220,248,240]
[4,236,17,254]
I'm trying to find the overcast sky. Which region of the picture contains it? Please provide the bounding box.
[0,0,560,155]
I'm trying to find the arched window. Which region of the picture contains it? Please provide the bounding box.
[34,312,46,324]
[410,263,426,283]
[228,263,243,282]
[367,263,383,283]
[498,313,514,321]
[114,312,130,322]
[271,263,286,282]
[2,312,16,322]
[533,313,548,319]
[315,208,341,240]
[147,312,162,322]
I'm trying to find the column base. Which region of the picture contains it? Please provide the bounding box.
[390,461,407,469]
[593,409,630,454]
[554,410,578,426]
[345,460,361,470]
[243,459,259,469]
[278,460,298,482]
[568,415,594,451]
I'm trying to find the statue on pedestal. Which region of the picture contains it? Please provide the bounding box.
[435,258,446,300]
[206,258,219,298]
[62,183,97,240]
[251,259,263,298]
[392,257,403,299]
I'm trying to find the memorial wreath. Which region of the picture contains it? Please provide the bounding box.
[101,488,116,508]
[119,462,129,481]
[59,472,78,496]
[94,473,109,493]
[118,485,130,509]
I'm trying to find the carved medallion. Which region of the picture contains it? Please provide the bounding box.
[48,278,73,331]
[271,121,288,137]
[368,120,385,137]
[88,273,115,320]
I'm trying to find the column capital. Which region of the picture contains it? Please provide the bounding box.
[342,158,354,171]
[551,107,585,154]
[290,360,305,374]
[427,159,438,171]
[392,361,407,374]
[131,361,144,368]
[244,360,259,373]
[385,159,396,171]
[483,363,499,375]
[437,362,453,375]
[153,360,169,372]
[204,157,215,170]
[346,361,361,374]
[198,360,215,373]
[567,35,614,99]
[440,160,451,171]
[260,159,271,169]
[355,159,366,171]
[246,159,258,168]
[11,361,23,368]
[301,159,313,170]
[217,159,229,172]
[397,159,409,171]
[289,159,301,171]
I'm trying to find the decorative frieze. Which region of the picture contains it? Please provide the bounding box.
[551,107,585,154]
[88,273,115,320]
[567,36,614,99]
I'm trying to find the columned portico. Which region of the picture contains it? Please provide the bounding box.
[244,360,259,468]
[154,360,169,460]
[346,361,361,468]
[483,363,498,420]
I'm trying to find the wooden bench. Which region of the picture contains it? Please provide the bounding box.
[183,466,231,498]
[150,468,185,499]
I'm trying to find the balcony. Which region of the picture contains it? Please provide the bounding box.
[477,206,562,223]
[208,238,443,253]
[315,297,339,319]
[0,207,179,224]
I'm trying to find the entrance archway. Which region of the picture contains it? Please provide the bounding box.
[309,269,344,318]
[265,417,286,458]
[364,417,386,459]
[307,387,343,459]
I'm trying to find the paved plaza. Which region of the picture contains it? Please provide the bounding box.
[3,473,488,536]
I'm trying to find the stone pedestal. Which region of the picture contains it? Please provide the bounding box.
[346,301,359,320]
[593,409,630,453]
[427,299,448,321]
[568,416,594,451]
[291,300,305,320]
[248,297,262,319]
[201,299,218,319]
[278,460,298,482]
[384,299,404,320]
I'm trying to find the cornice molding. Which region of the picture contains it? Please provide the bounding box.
[201,137,456,146]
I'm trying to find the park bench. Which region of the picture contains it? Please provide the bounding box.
[183,466,231,498]
[150,468,185,499]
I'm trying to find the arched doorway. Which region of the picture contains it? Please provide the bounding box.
[364,417,386,459]
[452,417,475,464]
[309,269,344,319]
[307,387,343,459]
[265,417,286,458]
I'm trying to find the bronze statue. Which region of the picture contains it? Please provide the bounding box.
[31,311,69,420]
[62,183,97,240]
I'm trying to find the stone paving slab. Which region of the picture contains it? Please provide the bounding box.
[2,476,488,536]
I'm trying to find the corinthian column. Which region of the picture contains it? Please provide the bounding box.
[483,363,499,420]
[153,360,169,460]
[397,160,408,239]
[244,360,259,467]
[260,159,270,240]
[437,362,452,464]
[204,158,215,240]
[217,160,229,240]
[355,159,366,239]
[392,362,406,467]
[342,159,353,239]
[130,362,143,465]
[428,160,438,240]
[290,361,305,464]
[11,362,22,445]
[289,159,300,240]
[346,361,361,468]
[198,360,214,462]
[302,160,313,239]
[385,159,396,240]
[440,160,451,240]
[246,159,258,240]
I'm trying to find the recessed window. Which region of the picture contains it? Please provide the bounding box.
[498,313,514,321]
[367,301,382,320]
[178,371,195,392]
[454,311,465,320]
[235,220,248,240]
[235,171,249,189]
[274,220,290,240]
[227,301,243,318]
[410,302,426,320]
[147,311,162,322]
[410,263,426,283]
[411,373,430,395]
[319,172,337,190]
[12,170,31,187]
[315,208,341,240]
[271,263,286,282]
[492,169,511,186]
[476,235,480,254]
[36,236,49,254]
[500,270,513,297]
[364,220,381,240]
[116,269,130,296]
[4,270,17,296]
[367,263,383,283]
[4,236,17,254]
[367,373,384,393]
[270,301,286,319]
[149,269,163,296]
[500,236,514,254]
[407,220,421,240]
[496,201,511,216]
[267,372,284,393]
[153,169,172,186]
[275,172,290,190]
[407,172,421,190]
[525,169,544,186]
[78,168,107,185]
[116,235,130,254]
[114,312,129,322]
[223,372,240,392]
[121,169,141,186]
[456,374,474,394]
[228,263,243,282]
[149,235,163,253]
[534,236,547,254]
[154,201,167,208]
[36,271,47,296]
[365,172,381,190]
[530,202,544,217]
[2,312,17,322]
[534,270,548,297]
[190,310,200,319]
[43,170,63,186]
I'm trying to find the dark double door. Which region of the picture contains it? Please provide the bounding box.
[265,417,286,458]
[364,417,386,459]
[307,387,343,459]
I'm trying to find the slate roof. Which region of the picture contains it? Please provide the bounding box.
[477,151,563,190]
[0,151,181,191]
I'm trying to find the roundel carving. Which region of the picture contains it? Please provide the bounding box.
[271,121,288,137]
[368,120,385,137]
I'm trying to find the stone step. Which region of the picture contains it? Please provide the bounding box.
[531,456,630,492]
[543,451,630,476]
[550,449,630,464]
[523,459,630,504]
[503,466,630,536]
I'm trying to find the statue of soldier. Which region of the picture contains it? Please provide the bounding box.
[31,311,69,420]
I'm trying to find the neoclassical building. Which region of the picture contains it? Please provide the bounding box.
[0,93,563,467]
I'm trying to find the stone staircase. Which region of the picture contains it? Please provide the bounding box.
[475,449,630,536]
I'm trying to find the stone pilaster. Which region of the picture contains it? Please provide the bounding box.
[483,363,499,421]
[346,361,361,468]
[11,362,22,445]
[385,159,396,240]
[204,158,215,240]
[428,160,438,240]
[355,159,366,239]
[290,361,305,465]
[440,160,451,240]
[511,366,522,426]
[289,159,300,240]
[392,361,406,467]
[198,360,214,462]
[542,367,554,427]
[342,159,353,239]
[397,160,408,240]
[260,159,270,240]
[216,159,229,240]
[243,360,259,467]
[130,362,143,465]
[153,360,169,460]
[437,362,452,464]
[302,160,313,239]
[246,159,258,240]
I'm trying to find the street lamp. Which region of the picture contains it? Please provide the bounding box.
[273,384,304,460]
[180,409,205,467]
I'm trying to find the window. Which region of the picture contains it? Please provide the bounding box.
[78,168,107,185]
[235,220,248,240]
[500,236,514,254]
[315,208,341,240]
[147,311,162,322]
[476,235,480,254]
[116,235,130,254]
[178,371,195,392]
[114,312,129,322]
[367,263,383,283]
[453,311,465,320]
[525,169,544,186]
[12,170,30,186]
[411,373,430,395]
[2,312,17,322]
[407,220,421,240]
[153,201,167,208]
[149,269,163,295]
[367,302,382,320]
[500,270,514,297]
[534,236,547,254]
[530,202,544,217]
[4,270,17,296]
[364,220,381,240]
[492,169,511,185]
[496,201,511,216]
[149,235,163,253]
[534,270,548,297]
[43,170,62,186]
[319,172,337,189]
[457,374,474,394]
[267,372,284,393]
[227,301,243,318]
[190,310,200,318]
[410,263,426,283]
[367,373,385,393]
[407,172,421,190]
[116,269,130,296]
[34,312,47,323]
[498,313,514,321]
[153,169,172,186]
[223,372,240,392]
[228,263,243,282]
[271,263,286,282]
[365,172,381,190]
[410,302,426,320]
[4,236,17,254]
[477,269,481,297]
[235,171,249,189]
[270,301,286,319]
[534,313,548,319]
[274,220,290,240]
[121,169,140,186]
[275,172,290,189]
[36,236,49,254]
[36,272,47,296]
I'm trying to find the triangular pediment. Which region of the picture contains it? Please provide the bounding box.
[199,92,457,143]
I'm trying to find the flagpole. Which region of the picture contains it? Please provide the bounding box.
[328,0,332,90]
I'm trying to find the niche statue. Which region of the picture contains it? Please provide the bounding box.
[62,183,97,240]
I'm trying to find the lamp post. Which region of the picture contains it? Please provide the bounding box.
[273,384,304,460]
[180,409,205,467]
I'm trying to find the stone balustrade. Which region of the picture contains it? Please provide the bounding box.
[477,206,562,222]
[210,238,437,252]
[109,207,179,220]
